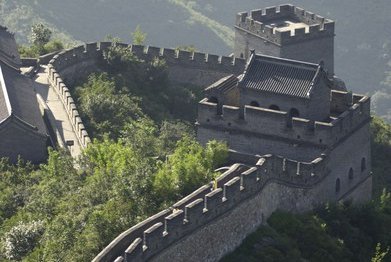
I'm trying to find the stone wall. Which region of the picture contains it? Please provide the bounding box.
[94,116,372,262]
[197,91,371,159]
[47,42,246,148]
[0,117,48,164]
[93,152,334,262]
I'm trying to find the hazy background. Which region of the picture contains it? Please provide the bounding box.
[1,0,390,120]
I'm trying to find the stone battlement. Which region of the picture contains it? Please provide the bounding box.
[93,152,329,262]
[197,91,370,147]
[49,42,245,77]
[235,4,335,46]
[47,42,246,148]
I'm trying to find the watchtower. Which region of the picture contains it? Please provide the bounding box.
[234,4,335,75]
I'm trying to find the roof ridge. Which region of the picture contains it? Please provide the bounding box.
[254,53,319,69]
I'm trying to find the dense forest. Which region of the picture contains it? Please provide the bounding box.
[1,0,391,120]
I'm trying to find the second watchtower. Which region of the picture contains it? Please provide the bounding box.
[234,4,335,75]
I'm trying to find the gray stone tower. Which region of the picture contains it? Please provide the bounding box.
[234,4,335,75]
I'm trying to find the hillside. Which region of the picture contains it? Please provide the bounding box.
[1,1,391,106]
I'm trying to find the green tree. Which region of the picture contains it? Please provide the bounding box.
[30,23,52,47]
[153,137,228,203]
[3,220,44,260]
[131,25,147,45]
[75,73,145,139]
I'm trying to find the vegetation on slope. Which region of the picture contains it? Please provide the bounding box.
[18,23,64,58]
[73,43,202,140]
[223,117,391,262]
[0,40,228,261]
[0,138,227,261]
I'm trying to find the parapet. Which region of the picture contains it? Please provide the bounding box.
[47,41,246,148]
[235,4,335,46]
[93,152,329,262]
[198,90,370,147]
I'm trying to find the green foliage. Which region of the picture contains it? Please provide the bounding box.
[175,45,197,52]
[0,132,226,261]
[18,39,64,58]
[17,23,64,58]
[154,137,228,203]
[30,23,51,46]
[74,73,144,139]
[224,201,391,262]
[73,44,202,141]
[371,116,391,197]
[131,25,147,45]
[2,220,45,260]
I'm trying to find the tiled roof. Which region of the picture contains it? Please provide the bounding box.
[0,61,47,134]
[205,74,238,93]
[239,54,321,99]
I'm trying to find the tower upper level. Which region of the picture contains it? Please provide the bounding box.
[0,26,21,69]
[234,4,335,75]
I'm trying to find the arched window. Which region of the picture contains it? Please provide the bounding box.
[269,104,280,111]
[361,158,366,172]
[348,168,354,180]
[250,101,260,107]
[208,96,218,103]
[289,108,300,118]
[335,178,340,193]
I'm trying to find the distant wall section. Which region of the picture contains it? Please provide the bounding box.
[47,42,246,147]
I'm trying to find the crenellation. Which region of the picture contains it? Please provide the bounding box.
[72,45,86,57]
[130,44,145,58]
[114,257,124,262]
[249,9,262,21]
[215,163,248,186]
[236,4,335,49]
[204,188,224,213]
[281,5,295,16]
[160,48,176,60]
[98,41,112,51]
[265,6,277,16]
[165,210,184,234]
[85,42,98,53]
[176,50,191,60]
[222,105,240,122]
[94,146,346,262]
[114,42,128,49]
[173,185,211,210]
[206,54,219,64]
[184,198,204,229]
[223,176,241,206]
[145,46,162,58]
[199,89,370,147]
[294,27,306,37]
[240,167,259,192]
[124,238,143,262]
[220,56,233,67]
[143,222,164,254]
[192,52,207,63]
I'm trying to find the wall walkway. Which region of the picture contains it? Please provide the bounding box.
[33,65,82,158]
